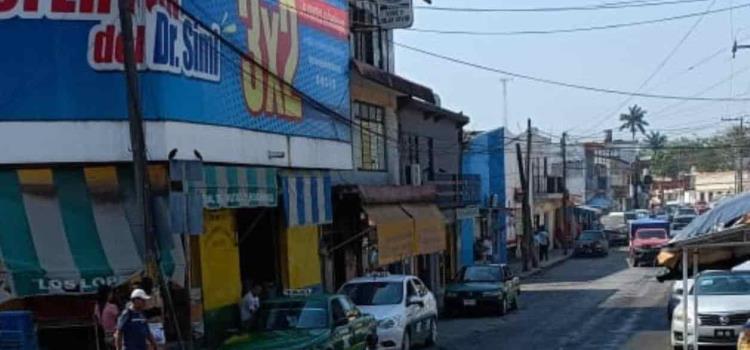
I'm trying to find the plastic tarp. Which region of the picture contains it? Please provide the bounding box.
[672,192,750,242]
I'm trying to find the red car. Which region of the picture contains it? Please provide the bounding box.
[629,228,669,267]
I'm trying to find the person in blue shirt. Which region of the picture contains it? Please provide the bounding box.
[115,288,158,350]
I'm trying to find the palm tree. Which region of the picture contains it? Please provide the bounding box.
[645,131,667,150]
[619,105,649,140]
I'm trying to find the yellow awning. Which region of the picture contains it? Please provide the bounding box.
[401,204,447,256]
[363,205,415,266]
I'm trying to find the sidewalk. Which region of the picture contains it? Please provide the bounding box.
[508,248,573,279]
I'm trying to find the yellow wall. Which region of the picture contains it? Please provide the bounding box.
[282,225,321,289]
[200,210,241,310]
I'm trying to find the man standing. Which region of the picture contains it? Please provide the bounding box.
[115,289,157,350]
[537,225,550,262]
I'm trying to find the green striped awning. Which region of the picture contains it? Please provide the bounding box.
[200,165,277,209]
[0,166,185,299]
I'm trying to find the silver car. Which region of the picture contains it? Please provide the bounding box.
[671,270,750,348]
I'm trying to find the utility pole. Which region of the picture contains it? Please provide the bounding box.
[526,119,538,268]
[516,142,531,272]
[118,0,154,262]
[500,78,512,129]
[633,156,640,210]
[561,133,569,255]
[722,116,745,193]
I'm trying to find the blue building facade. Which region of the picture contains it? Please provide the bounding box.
[462,128,507,265]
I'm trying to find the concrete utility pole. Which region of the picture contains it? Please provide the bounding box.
[721,116,745,193]
[561,133,569,255]
[526,119,538,269]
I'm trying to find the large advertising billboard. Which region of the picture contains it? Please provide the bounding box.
[0,0,350,141]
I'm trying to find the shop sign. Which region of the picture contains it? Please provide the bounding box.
[0,0,351,141]
[376,0,413,29]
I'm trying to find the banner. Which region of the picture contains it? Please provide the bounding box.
[0,0,350,141]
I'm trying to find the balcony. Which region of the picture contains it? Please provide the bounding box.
[428,174,481,209]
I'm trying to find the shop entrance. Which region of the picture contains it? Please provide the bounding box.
[236,208,281,297]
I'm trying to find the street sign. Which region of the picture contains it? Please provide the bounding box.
[377,0,414,29]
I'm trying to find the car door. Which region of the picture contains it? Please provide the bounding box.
[405,278,422,334]
[330,298,354,350]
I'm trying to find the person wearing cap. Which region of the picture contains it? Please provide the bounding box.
[115,289,157,350]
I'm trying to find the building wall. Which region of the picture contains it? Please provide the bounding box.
[398,104,463,178]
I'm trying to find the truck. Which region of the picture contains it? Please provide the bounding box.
[628,218,670,267]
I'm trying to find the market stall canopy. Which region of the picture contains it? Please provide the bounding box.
[672,192,750,241]
[401,204,447,256]
[0,166,185,299]
[363,204,415,266]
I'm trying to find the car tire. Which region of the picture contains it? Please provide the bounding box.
[402,331,410,350]
[425,317,437,346]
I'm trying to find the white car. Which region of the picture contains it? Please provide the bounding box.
[339,274,438,350]
[667,278,694,321]
[671,270,750,349]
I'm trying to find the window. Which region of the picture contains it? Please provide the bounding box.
[406,280,418,298]
[412,278,428,297]
[331,299,346,322]
[350,1,388,70]
[353,101,386,171]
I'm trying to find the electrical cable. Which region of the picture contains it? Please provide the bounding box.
[406,2,750,36]
[414,0,712,13]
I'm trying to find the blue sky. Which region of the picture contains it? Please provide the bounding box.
[395,0,750,141]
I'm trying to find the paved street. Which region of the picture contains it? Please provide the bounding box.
[431,248,672,350]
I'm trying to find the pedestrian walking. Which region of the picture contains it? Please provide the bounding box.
[115,289,157,350]
[537,225,550,262]
[94,286,120,350]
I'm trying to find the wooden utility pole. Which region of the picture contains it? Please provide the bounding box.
[525,119,538,268]
[118,0,154,261]
[561,132,569,255]
[516,143,530,271]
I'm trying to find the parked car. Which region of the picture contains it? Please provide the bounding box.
[574,230,609,257]
[671,270,750,349]
[443,264,521,316]
[667,278,694,321]
[604,229,628,246]
[340,274,438,350]
[671,214,696,232]
[629,223,669,267]
[220,292,378,350]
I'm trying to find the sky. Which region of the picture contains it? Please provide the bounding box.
[394,0,750,142]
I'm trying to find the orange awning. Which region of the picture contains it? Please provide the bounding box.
[363,205,415,266]
[401,204,447,256]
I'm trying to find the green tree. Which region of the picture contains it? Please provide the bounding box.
[619,105,649,140]
[645,131,667,150]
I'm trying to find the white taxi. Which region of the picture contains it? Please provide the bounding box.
[339,273,438,350]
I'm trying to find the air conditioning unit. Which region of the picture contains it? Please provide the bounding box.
[409,164,422,185]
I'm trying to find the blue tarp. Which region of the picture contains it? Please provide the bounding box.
[673,192,750,241]
[586,194,612,209]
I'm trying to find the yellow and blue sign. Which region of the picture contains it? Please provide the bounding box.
[0,0,350,141]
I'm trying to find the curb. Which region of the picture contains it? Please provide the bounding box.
[518,253,573,279]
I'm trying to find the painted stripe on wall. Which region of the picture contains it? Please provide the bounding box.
[18,169,81,287]
[310,176,319,224]
[0,170,43,296]
[55,168,113,283]
[84,167,142,278]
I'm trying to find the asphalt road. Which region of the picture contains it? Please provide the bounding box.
[430,248,672,350]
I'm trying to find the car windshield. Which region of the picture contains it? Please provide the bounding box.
[678,208,695,216]
[579,231,603,241]
[624,212,637,221]
[459,266,501,282]
[340,282,403,306]
[674,216,695,224]
[253,300,328,331]
[636,230,666,239]
[696,273,750,295]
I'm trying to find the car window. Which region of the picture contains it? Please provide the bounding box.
[458,266,502,282]
[254,300,328,331]
[406,280,418,298]
[412,278,428,296]
[331,299,346,322]
[502,266,513,280]
[340,282,404,305]
[339,296,356,315]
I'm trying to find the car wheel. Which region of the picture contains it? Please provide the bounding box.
[425,317,437,346]
[497,298,508,316]
[402,331,410,350]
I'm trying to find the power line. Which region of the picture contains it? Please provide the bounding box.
[394,41,750,101]
[406,2,750,36]
[571,0,717,135]
[414,0,712,12]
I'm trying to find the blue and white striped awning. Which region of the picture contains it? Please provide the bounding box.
[281,171,333,227]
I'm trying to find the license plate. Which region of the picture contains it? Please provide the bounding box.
[715,329,735,338]
[463,299,476,306]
